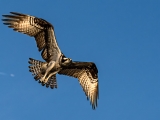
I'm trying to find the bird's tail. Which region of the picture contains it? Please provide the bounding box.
[28,58,57,89]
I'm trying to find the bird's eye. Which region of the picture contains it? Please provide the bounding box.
[62,58,67,62]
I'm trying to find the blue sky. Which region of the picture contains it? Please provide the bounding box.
[0,0,160,120]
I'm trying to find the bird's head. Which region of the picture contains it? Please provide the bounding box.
[61,57,72,66]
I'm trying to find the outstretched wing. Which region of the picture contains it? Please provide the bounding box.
[58,62,99,109]
[2,12,61,62]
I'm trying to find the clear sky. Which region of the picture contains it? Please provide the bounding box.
[0,0,160,120]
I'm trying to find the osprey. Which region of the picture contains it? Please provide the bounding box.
[2,12,99,109]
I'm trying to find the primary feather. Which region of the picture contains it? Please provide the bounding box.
[59,62,99,109]
[2,12,99,109]
[2,12,61,61]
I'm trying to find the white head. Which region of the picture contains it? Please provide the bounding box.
[61,57,72,66]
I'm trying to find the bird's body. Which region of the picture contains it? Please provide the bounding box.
[2,12,99,109]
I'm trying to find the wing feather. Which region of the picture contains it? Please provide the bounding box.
[58,62,99,109]
[2,12,61,61]
[34,31,46,51]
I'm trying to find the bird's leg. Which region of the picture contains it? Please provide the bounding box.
[44,71,57,83]
[40,61,55,83]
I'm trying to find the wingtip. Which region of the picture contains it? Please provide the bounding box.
[10,12,23,15]
[2,15,8,17]
[10,12,16,14]
[28,58,33,63]
[92,102,98,110]
[2,19,8,21]
[2,22,8,25]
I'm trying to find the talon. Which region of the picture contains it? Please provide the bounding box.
[40,76,45,83]
[44,79,48,84]
[40,76,49,84]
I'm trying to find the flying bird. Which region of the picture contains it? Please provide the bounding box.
[2,12,99,109]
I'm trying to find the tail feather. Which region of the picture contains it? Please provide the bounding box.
[50,75,58,89]
[28,58,44,76]
[28,58,58,89]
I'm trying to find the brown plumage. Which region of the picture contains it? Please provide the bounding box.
[2,12,99,109]
[2,12,59,62]
[59,62,99,109]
